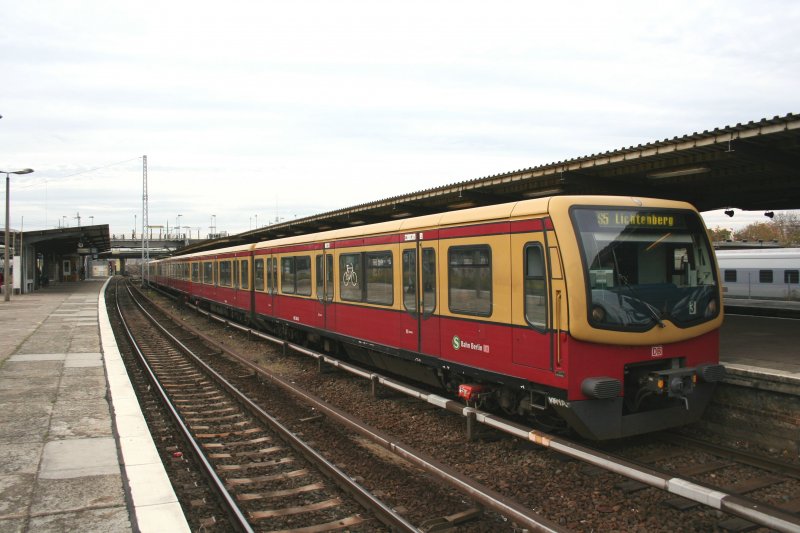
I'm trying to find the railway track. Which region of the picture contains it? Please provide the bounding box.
[133,280,800,532]
[111,278,563,531]
[112,278,416,532]
[605,434,800,531]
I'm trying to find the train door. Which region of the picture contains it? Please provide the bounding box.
[400,235,440,356]
[512,233,553,370]
[315,245,334,330]
[265,256,277,315]
[238,256,249,311]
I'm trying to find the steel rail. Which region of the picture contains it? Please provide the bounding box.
[127,283,420,533]
[664,434,800,479]
[113,282,254,533]
[162,292,800,533]
[137,290,567,531]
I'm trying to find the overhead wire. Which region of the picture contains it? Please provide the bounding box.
[12,156,144,190]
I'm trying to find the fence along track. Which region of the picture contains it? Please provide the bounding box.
[115,279,416,532]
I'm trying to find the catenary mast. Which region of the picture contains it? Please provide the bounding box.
[142,155,149,285]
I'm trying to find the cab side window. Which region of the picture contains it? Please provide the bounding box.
[524,244,547,328]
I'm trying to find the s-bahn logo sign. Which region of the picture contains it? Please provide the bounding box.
[452,335,490,354]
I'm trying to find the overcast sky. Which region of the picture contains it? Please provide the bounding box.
[2,1,798,238]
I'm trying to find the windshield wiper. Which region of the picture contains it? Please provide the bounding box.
[611,248,666,328]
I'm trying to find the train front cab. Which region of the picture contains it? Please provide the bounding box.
[544,196,726,440]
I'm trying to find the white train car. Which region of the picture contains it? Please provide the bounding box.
[716,248,800,300]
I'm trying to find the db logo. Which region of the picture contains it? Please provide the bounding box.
[651,345,663,358]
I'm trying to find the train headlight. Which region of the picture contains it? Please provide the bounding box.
[646,368,695,397]
[591,306,606,323]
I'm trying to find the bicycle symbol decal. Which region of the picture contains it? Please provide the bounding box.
[343,263,358,286]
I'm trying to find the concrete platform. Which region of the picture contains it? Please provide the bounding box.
[724,297,800,319]
[0,279,188,533]
[720,312,800,394]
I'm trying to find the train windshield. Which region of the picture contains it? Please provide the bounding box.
[571,207,719,331]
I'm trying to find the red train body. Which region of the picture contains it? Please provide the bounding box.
[149,196,725,439]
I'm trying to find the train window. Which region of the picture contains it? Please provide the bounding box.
[233,259,239,288]
[572,207,719,330]
[524,244,547,328]
[281,257,296,294]
[759,270,773,283]
[448,246,492,316]
[254,258,265,291]
[316,255,324,299]
[724,270,737,283]
[366,251,393,305]
[202,261,213,285]
[422,248,436,314]
[240,260,249,290]
[219,260,233,287]
[402,250,417,312]
[786,270,799,284]
[340,253,363,302]
[315,255,334,301]
[325,255,333,301]
[296,256,312,296]
[269,258,278,294]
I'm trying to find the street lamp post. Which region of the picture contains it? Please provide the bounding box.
[176,214,182,239]
[1,168,34,302]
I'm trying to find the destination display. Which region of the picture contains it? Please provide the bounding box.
[591,210,687,230]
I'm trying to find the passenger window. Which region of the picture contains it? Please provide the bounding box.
[240,260,249,290]
[340,253,363,302]
[254,258,265,291]
[296,256,311,296]
[759,270,773,283]
[724,270,737,283]
[281,257,296,294]
[448,246,491,316]
[366,252,393,305]
[402,250,417,312]
[219,260,232,287]
[203,261,213,285]
[524,244,547,328]
[785,270,799,284]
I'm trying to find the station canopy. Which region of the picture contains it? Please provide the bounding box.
[181,112,799,255]
[11,225,111,257]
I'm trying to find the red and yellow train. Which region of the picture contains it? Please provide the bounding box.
[149,195,725,440]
